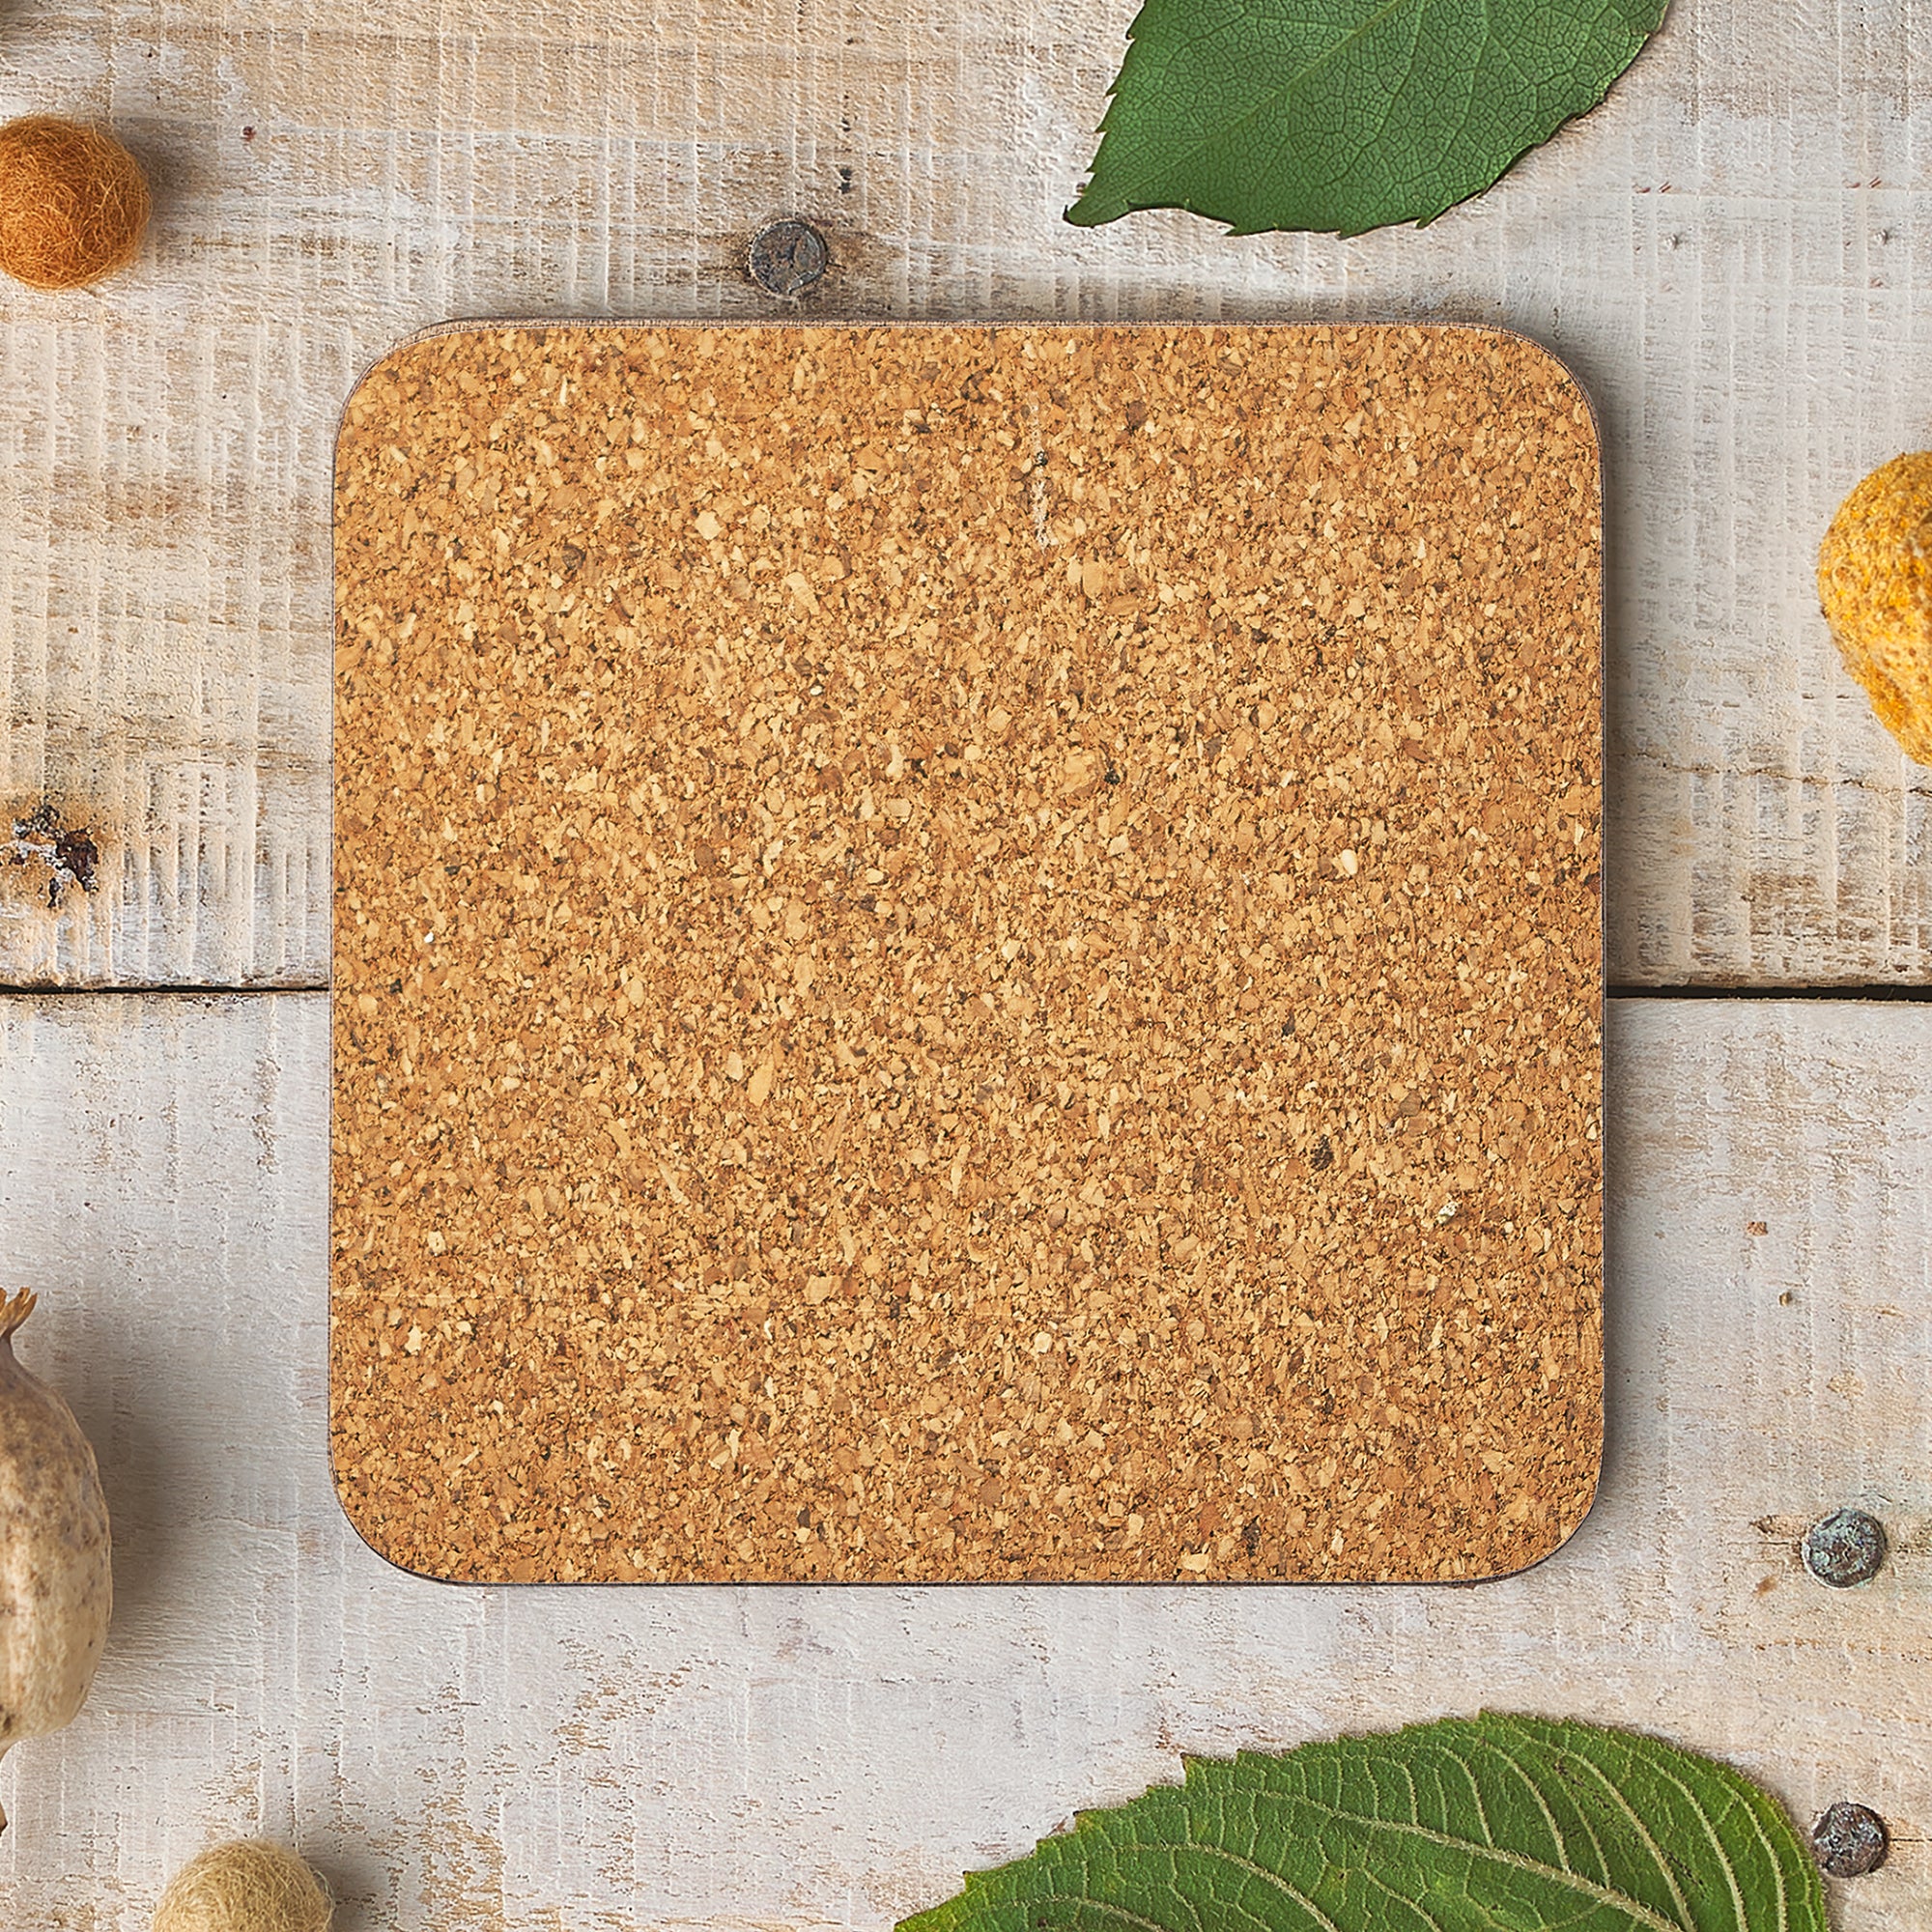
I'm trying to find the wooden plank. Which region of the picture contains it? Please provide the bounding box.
[0,991,1925,1924]
[2,0,1932,987]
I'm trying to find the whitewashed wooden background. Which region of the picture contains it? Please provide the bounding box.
[4,0,1932,1921]
[4,0,1932,986]
[2,1000,1927,1929]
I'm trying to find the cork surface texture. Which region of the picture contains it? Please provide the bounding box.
[331,323,1603,1584]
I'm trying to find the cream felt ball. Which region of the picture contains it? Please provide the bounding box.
[152,1840,331,1932]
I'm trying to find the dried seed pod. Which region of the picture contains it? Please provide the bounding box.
[0,1289,112,1833]
[1818,450,1932,765]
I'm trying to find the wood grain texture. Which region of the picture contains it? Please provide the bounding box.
[2,0,1932,986]
[0,991,1925,1925]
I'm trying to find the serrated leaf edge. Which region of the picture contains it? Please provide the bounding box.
[1067,0,1421,230]
[1065,0,1670,235]
[908,1715,1819,1932]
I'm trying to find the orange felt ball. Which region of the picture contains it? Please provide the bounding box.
[0,115,152,291]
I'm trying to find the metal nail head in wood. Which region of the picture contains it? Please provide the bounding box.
[1802,1508,1888,1587]
[1811,1802,1889,1877]
[749,219,829,298]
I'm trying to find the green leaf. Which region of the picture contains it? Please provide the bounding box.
[1065,0,1668,236]
[899,1714,1826,1932]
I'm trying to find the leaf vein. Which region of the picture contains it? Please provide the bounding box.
[1171,1842,1348,1932]
[1094,0,1426,213]
[1555,1748,1696,1930]
[1278,1794,1687,1932]
[1466,1732,1573,1875]
[1641,1756,1757,1932]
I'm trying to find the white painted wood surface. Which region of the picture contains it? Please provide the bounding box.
[0,993,1923,1927]
[4,0,1932,985]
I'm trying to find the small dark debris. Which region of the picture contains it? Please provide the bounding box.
[749,219,830,298]
[53,825,99,895]
[1812,1803,1888,1878]
[1104,766,1122,784]
[1240,1519,1261,1554]
[838,165,854,193]
[1280,1015,1296,1037]
[1123,399,1150,429]
[559,542,586,574]
[5,801,100,908]
[1309,1136,1334,1173]
[242,125,256,141]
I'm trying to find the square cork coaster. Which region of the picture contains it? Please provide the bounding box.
[332,323,1603,1584]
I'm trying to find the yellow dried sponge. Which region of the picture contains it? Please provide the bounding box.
[152,1839,331,1932]
[0,116,151,291]
[1818,450,1932,766]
